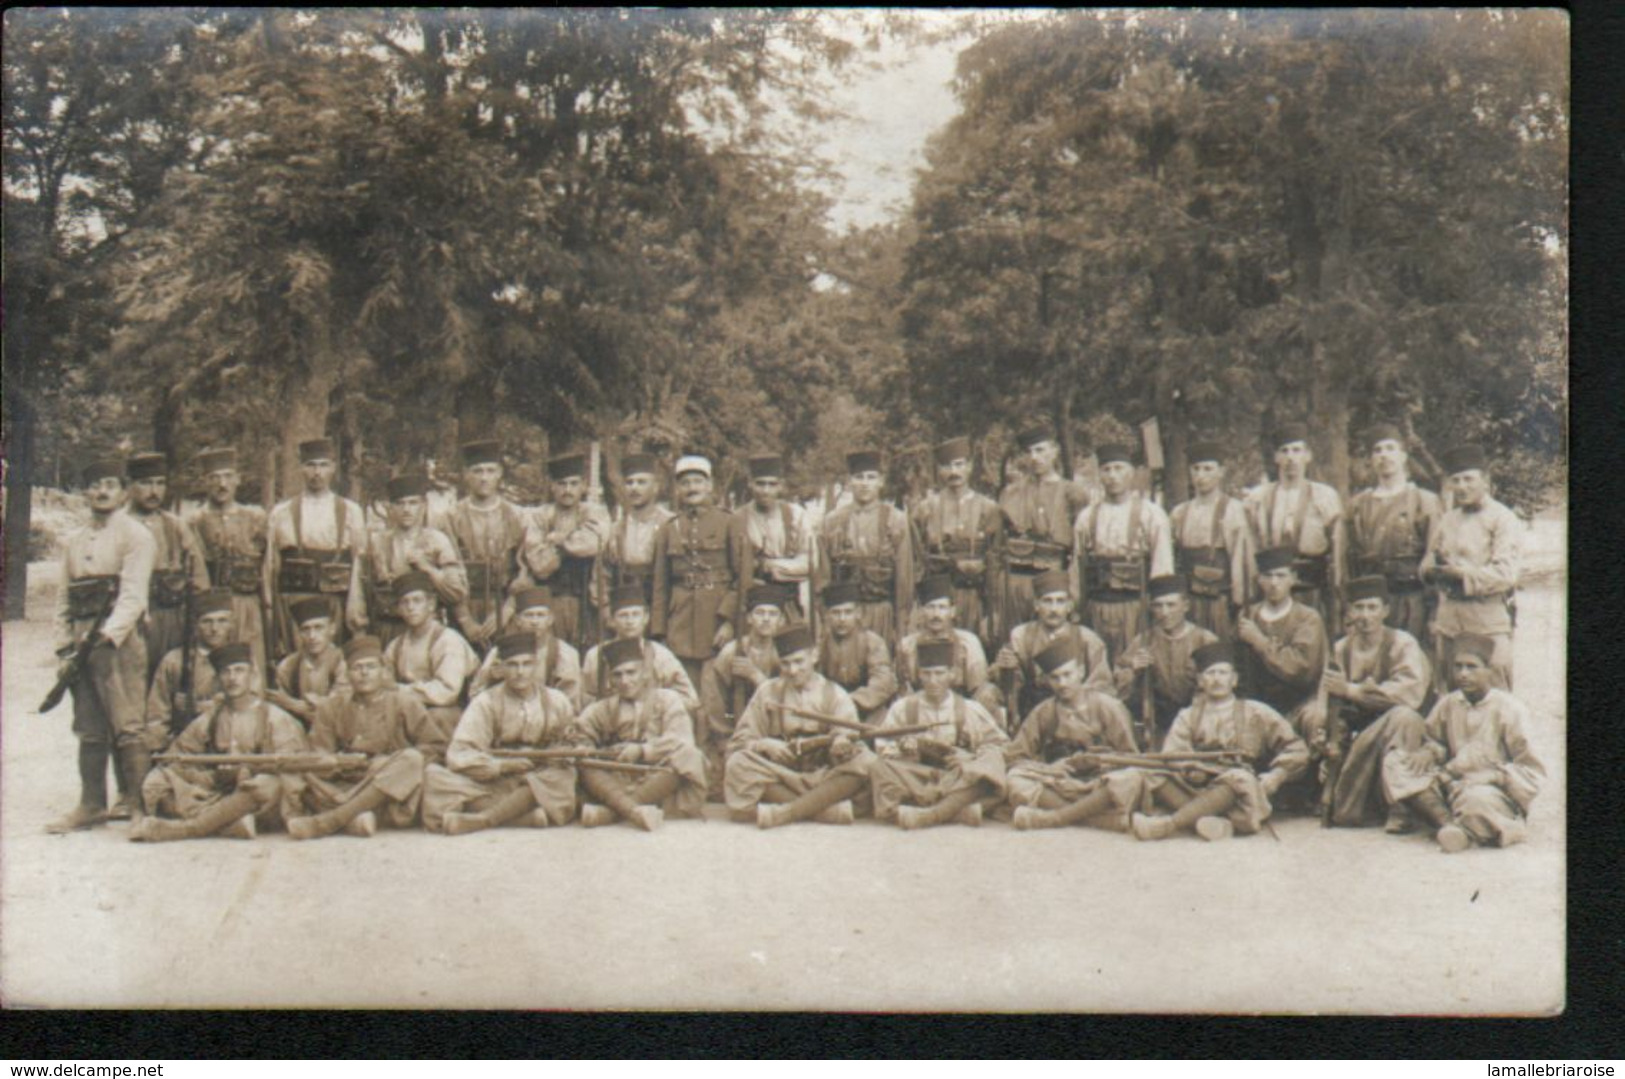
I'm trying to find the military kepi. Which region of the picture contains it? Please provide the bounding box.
[298,438,335,462]
[126,453,167,480]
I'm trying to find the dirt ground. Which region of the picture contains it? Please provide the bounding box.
[0,517,1565,1013]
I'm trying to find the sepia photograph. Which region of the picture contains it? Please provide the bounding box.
[0,8,1567,1015]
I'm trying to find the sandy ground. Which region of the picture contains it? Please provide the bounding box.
[1,516,1565,1013]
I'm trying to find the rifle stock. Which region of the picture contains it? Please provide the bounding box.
[37,607,113,714]
[152,752,369,774]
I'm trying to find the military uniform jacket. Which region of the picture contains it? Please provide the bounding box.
[1006,691,1139,766]
[265,491,368,626]
[998,473,1088,566]
[896,628,991,696]
[651,505,743,661]
[1421,497,1520,637]
[1163,696,1309,780]
[910,488,1000,581]
[521,501,610,600]
[1327,627,1431,720]
[130,508,212,608]
[817,499,915,613]
[1348,483,1441,589]
[1240,600,1328,716]
[446,497,527,603]
[816,629,899,713]
[58,510,155,649]
[1073,494,1175,601]
[603,504,675,592]
[191,503,268,595]
[582,638,695,710]
[1111,622,1221,712]
[1170,492,1252,607]
[274,646,350,712]
[727,672,858,758]
[309,686,434,757]
[367,525,469,611]
[1245,480,1344,590]
[446,683,580,774]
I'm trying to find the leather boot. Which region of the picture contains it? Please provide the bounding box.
[107,741,134,821]
[47,743,112,833]
[445,786,536,836]
[760,774,865,829]
[582,768,642,824]
[898,787,985,831]
[288,783,392,840]
[131,790,259,842]
[633,771,680,807]
[116,743,152,824]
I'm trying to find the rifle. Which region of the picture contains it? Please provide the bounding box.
[1066,749,1251,783]
[38,606,114,714]
[489,748,671,775]
[173,550,197,733]
[760,700,874,733]
[152,752,370,774]
[785,720,942,759]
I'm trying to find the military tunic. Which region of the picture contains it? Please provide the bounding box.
[146,645,265,744]
[142,698,310,830]
[382,621,478,761]
[1323,627,1432,827]
[1348,483,1442,646]
[1421,496,1520,691]
[271,645,349,729]
[601,503,674,611]
[581,638,695,711]
[698,636,779,798]
[817,499,915,645]
[446,497,528,648]
[996,473,1088,638]
[365,524,468,646]
[1003,691,1139,812]
[1169,492,1252,639]
[422,683,580,832]
[521,501,611,653]
[1382,688,1543,847]
[1111,621,1221,745]
[129,508,212,679]
[1002,621,1116,727]
[192,502,270,671]
[58,510,155,750]
[571,687,709,818]
[895,628,1006,728]
[910,487,1002,644]
[815,628,899,723]
[869,691,1009,822]
[1245,479,1345,632]
[651,505,743,685]
[264,491,368,655]
[303,686,434,828]
[723,672,873,813]
[1074,494,1175,664]
[1238,599,1328,740]
[737,500,814,620]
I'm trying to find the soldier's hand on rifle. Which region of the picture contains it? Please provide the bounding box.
[1235,617,1266,649]
[616,742,644,764]
[995,646,1019,671]
[827,735,857,764]
[915,737,952,767]
[1128,646,1152,671]
[172,692,195,719]
[1062,751,1100,774]
[464,759,503,782]
[1323,671,1349,699]
[752,738,795,766]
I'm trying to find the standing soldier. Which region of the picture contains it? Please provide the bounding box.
[520,452,610,654]
[1245,422,1345,634]
[895,576,1006,729]
[814,580,899,724]
[264,437,367,657]
[467,585,583,707]
[191,447,269,673]
[125,452,211,679]
[366,473,468,647]
[46,459,156,833]
[1169,440,1251,640]
[698,585,788,798]
[996,428,1088,641]
[910,437,1001,646]
[1074,442,1174,664]
[380,571,480,762]
[1347,424,1442,647]
[572,636,711,830]
[285,635,434,840]
[446,440,528,652]
[600,452,673,612]
[724,625,877,828]
[737,453,814,622]
[266,596,349,729]
[993,569,1115,727]
[1421,445,1520,692]
[817,449,914,645]
[1112,575,1221,750]
[650,454,743,690]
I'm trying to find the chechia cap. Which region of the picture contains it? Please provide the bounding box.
[460,441,502,467]
[1034,637,1081,675]
[196,448,239,474]
[1345,575,1390,603]
[773,625,816,658]
[1192,641,1237,672]
[289,596,333,626]
[1147,574,1186,600]
[602,636,646,670]
[916,640,955,670]
[208,643,253,672]
[1255,547,1297,574]
[1440,445,1488,475]
[934,437,971,466]
[298,438,336,463]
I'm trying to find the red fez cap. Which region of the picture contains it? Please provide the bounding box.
[386,473,431,501]
[343,635,383,663]
[460,441,501,467]
[1256,547,1297,574]
[1034,637,1080,675]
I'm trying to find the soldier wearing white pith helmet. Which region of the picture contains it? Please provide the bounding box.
[650,453,744,690]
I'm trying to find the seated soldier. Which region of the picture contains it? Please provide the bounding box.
[571,637,709,830]
[1381,634,1544,853]
[993,569,1115,729]
[698,584,788,800]
[422,633,580,835]
[726,625,876,828]
[581,584,697,710]
[1322,576,1433,830]
[146,590,259,744]
[896,575,1007,730]
[1004,638,1141,831]
[467,585,582,707]
[381,570,479,762]
[1128,642,1309,842]
[1111,575,1219,750]
[871,640,1009,830]
[266,595,350,729]
[285,635,434,839]
[814,580,898,724]
[131,644,310,842]
[1235,546,1328,811]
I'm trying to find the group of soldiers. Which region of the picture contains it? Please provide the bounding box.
[44,421,1541,854]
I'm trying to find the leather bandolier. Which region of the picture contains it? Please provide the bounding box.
[1350,487,1427,596]
[1176,496,1232,600]
[1081,494,1150,599]
[278,497,355,598]
[1263,484,1329,593]
[826,503,900,603]
[148,514,193,611]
